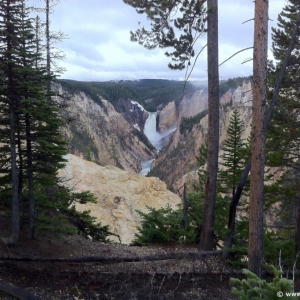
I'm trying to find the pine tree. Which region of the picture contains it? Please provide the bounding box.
[219,109,247,197]
[218,109,249,256]
[199,0,219,251]
[0,0,23,243]
[272,0,300,87]
[124,0,220,251]
[229,1,300,263]
[266,0,300,255]
[0,0,67,242]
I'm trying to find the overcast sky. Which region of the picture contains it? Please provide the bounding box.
[29,0,285,82]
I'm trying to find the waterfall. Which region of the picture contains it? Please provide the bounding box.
[144,112,176,151]
[140,111,176,175]
[143,112,163,150]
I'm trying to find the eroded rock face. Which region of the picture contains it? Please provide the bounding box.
[149,82,253,192]
[113,97,149,130]
[157,82,252,138]
[178,90,208,119]
[60,154,181,244]
[174,105,252,193]
[157,90,208,133]
[232,81,252,106]
[59,89,155,173]
[151,105,252,191]
[157,101,177,133]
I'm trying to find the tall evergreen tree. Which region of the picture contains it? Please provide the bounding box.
[266,0,300,255]
[199,0,219,251]
[272,0,300,85]
[0,0,23,243]
[219,109,246,198]
[227,0,300,270]
[219,109,249,257]
[0,0,67,242]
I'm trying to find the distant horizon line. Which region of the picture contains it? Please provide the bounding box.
[58,75,252,83]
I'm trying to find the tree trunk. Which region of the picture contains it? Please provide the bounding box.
[223,158,251,257]
[26,114,35,239]
[295,160,300,255]
[222,9,300,259]
[6,2,20,244]
[248,0,269,277]
[199,0,219,251]
[8,88,20,245]
[183,183,188,229]
[45,0,51,102]
[295,186,300,255]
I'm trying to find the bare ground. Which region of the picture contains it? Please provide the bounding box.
[0,233,239,300]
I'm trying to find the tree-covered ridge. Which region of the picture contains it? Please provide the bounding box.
[180,109,208,134]
[59,77,251,113]
[59,79,204,112]
[219,76,252,96]
[118,79,203,111]
[58,79,139,109]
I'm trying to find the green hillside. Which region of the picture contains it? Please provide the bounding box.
[58,79,205,111]
[58,77,251,112]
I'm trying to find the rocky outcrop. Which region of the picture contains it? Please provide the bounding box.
[58,89,155,173]
[232,81,252,106]
[60,154,181,244]
[157,82,252,138]
[220,90,233,106]
[113,98,149,130]
[157,101,177,133]
[157,89,208,133]
[178,89,208,119]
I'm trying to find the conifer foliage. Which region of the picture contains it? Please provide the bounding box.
[218,109,249,256]
[0,0,66,243]
[264,0,300,257]
[219,109,247,198]
[0,0,112,244]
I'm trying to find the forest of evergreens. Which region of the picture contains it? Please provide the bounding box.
[59,78,204,112]
[0,0,114,246]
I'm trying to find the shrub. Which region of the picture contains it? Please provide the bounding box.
[230,266,296,300]
[133,196,203,245]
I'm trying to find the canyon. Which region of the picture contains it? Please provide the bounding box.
[55,86,156,174]
[57,78,253,243]
[151,80,253,192]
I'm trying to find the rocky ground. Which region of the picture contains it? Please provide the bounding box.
[0,234,239,300]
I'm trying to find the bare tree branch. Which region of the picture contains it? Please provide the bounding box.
[219,47,253,67]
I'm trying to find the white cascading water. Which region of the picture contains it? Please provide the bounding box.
[140,112,176,175]
[143,112,163,150]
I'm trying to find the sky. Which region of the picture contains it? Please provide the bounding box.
[28,0,286,82]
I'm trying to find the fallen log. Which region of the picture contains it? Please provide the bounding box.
[0,280,39,300]
[0,250,223,263]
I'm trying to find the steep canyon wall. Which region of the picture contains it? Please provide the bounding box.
[57,89,155,173]
[150,81,253,192]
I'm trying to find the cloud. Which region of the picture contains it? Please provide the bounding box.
[27,0,285,81]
